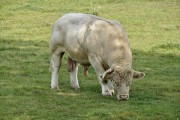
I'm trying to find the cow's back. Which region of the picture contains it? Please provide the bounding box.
[51,13,95,49]
[50,13,131,66]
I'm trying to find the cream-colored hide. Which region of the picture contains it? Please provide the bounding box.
[101,68,145,100]
[50,13,145,100]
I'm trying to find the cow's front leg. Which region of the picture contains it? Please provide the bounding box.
[101,82,113,97]
[67,57,80,90]
[107,80,114,95]
[89,56,112,96]
[50,52,64,90]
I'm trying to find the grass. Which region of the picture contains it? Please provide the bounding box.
[0,0,179,120]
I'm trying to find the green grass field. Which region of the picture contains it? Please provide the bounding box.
[0,0,179,120]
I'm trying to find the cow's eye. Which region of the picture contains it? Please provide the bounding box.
[113,81,118,86]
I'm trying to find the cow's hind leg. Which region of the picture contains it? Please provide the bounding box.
[83,65,89,75]
[50,51,64,90]
[67,57,80,90]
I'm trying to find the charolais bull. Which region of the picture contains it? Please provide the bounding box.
[50,13,145,100]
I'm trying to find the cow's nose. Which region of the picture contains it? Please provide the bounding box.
[117,95,129,101]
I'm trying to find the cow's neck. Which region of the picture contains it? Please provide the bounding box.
[108,50,132,70]
[111,62,132,71]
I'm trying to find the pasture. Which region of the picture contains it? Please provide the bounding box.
[0,0,179,119]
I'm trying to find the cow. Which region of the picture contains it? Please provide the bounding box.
[50,13,145,100]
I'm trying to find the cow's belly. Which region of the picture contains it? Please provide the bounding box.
[67,53,89,64]
[65,47,89,64]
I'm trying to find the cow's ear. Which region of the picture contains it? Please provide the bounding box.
[100,68,114,83]
[133,70,145,80]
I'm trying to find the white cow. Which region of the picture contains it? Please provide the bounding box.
[50,13,145,100]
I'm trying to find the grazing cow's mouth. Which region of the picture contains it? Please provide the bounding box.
[117,94,129,101]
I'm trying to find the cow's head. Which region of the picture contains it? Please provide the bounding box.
[100,67,145,100]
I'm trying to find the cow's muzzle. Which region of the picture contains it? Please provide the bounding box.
[117,95,129,101]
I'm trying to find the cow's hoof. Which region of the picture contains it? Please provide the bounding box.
[71,84,80,90]
[102,92,113,97]
[84,72,89,76]
[109,90,114,95]
[51,86,59,90]
[72,86,80,91]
